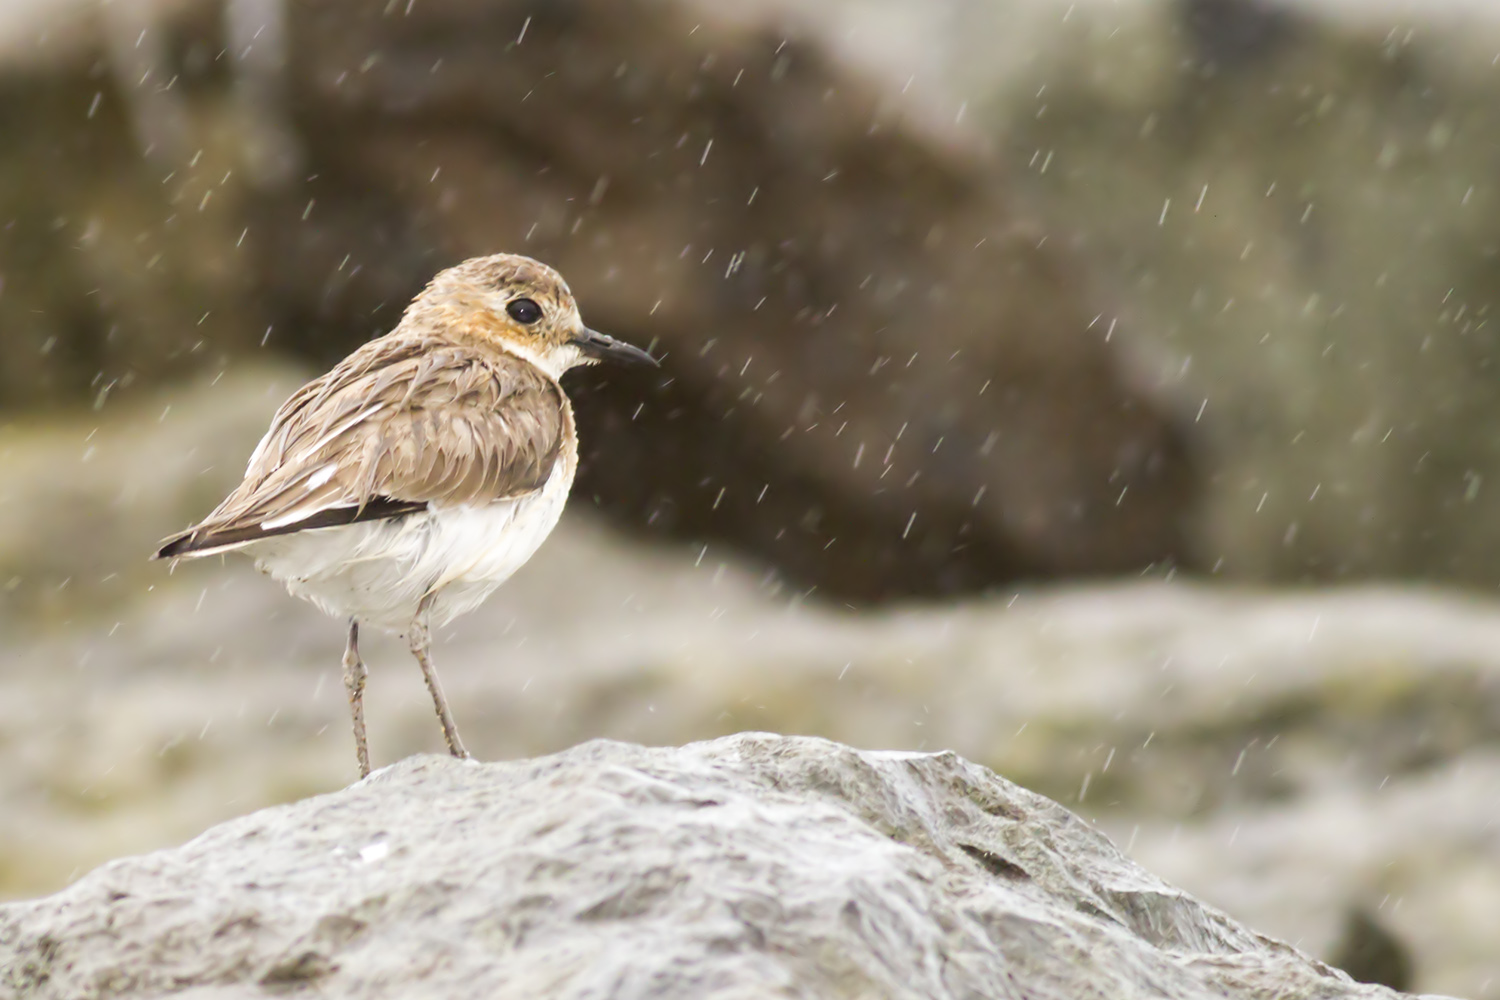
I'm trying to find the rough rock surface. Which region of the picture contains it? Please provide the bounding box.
[0,735,1422,1000]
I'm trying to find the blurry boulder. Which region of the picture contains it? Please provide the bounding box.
[256,0,1199,598]
[15,0,1500,594]
[0,735,1420,1000]
[981,0,1500,584]
[714,0,1500,588]
[0,0,1195,602]
[0,0,272,410]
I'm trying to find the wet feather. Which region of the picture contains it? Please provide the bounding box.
[157,333,567,556]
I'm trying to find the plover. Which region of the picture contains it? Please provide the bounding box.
[155,253,656,777]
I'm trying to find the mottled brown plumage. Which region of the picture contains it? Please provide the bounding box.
[156,334,569,557]
[153,252,655,778]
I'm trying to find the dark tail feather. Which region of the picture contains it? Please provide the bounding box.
[153,531,208,560]
[152,497,428,560]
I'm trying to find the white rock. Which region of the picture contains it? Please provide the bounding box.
[0,735,1434,999]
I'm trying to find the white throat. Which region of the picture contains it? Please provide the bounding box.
[495,338,586,380]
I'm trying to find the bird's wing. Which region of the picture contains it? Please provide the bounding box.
[155,335,567,558]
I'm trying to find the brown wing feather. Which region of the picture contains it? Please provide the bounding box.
[155,335,567,558]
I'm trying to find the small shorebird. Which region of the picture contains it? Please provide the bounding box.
[155,253,656,777]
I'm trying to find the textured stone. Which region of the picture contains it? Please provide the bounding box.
[0,735,1424,999]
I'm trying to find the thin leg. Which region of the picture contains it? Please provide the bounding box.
[410,594,469,760]
[342,618,371,779]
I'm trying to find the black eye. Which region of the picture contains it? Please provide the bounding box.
[506,297,543,324]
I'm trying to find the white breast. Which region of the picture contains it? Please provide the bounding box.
[246,458,576,632]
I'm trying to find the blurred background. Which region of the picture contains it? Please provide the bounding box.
[1,0,1498,993]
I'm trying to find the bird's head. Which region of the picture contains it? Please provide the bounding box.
[412,252,657,377]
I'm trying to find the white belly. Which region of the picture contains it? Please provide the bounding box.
[246,462,573,632]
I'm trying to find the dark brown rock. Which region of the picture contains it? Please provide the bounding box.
[1330,908,1417,993]
[0,0,1195,600]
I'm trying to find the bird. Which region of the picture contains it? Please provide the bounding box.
[154,253,657,778]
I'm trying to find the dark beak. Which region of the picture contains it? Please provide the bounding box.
[572,327,659,367]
